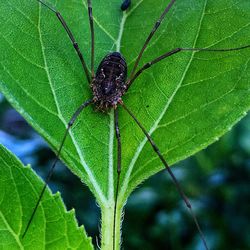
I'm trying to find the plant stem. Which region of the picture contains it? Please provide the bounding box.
[101,204,122,250]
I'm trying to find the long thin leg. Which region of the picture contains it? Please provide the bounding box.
[129,0,176,79]
[22,98,93,238]
[113,108,121,250]
[121,103,209,250]
[37,0,91,83]
[126,45,250,89]
[87,0,95,78]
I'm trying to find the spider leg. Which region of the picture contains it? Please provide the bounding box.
[121,103,209,250]
[22,99,93,238]
[113,108,122,250]
[129,0,176,79]
[126,45,250,89]
[87,0,95,79]
[37,0,91,83]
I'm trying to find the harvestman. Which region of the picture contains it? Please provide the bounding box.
[22,0,250,249]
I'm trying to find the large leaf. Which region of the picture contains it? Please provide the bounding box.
[0,0,249,211]
[0,144,93,249]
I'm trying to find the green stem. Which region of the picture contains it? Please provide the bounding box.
[101,204,122,250]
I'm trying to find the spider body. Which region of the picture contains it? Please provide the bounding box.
[92,52,127,111]
[22,1,250,249]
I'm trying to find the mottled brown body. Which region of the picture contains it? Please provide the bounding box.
[92,52,127,111]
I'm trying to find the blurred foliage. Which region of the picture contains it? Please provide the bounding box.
[0,94,249,250]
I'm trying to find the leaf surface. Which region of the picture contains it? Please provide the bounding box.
[0,144,93,249]
[0,0,249,207]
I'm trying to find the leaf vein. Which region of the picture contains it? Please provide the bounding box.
[119,0,209,200]
[38,4,107,205]
[0,212,23,249]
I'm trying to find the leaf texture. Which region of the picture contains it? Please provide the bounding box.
[0,144,93,249]
[0,0,249,207]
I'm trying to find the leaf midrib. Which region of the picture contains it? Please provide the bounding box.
[106,0,145,203]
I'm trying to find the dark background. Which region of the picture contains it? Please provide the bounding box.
[0,93,249,250]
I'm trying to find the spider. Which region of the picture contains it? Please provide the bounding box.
[19,0,250,249]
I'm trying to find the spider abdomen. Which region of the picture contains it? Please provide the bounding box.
[92,52,127,111]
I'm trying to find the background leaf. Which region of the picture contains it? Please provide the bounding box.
[0,144,93,249]
[0,0,249,210]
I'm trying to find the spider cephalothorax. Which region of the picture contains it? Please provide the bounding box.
[92,52,127,111]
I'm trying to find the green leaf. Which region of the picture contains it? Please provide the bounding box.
[0,0,249,224]
[0,144,93,249]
